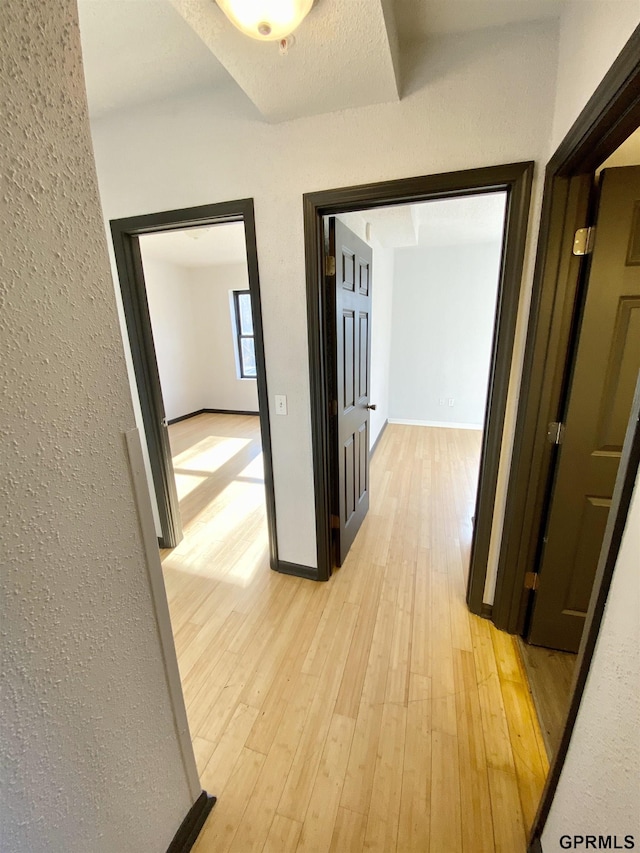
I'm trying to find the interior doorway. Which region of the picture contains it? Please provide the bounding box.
[110,199,278,565]
[304,162,534,606]
[324,191,508,581]
[135,222,269,587]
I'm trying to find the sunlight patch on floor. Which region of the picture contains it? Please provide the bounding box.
[174,434,251,470]
[173,470,208,501]
[162,417,267,585]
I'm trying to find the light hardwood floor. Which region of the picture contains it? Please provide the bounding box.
[161,414,549,853]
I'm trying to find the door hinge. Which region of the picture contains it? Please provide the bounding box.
[572,227,595,256]
[326,255,336,276]
[330,399,338,416]
[546,421,565,445]
[524,571,539,591]
[331,514,340,529]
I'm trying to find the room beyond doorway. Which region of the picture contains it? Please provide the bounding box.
[327,191,507,581]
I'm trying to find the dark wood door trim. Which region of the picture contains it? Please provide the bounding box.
[304,162,534,592]
[112,224,183,547]
[493,25,640,635]
[528,373,640,849]
[492,173,594,631]
[110,199,280,571]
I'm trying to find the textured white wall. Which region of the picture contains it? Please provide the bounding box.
[190,264,260,412]
[0,2,194,851]
[142,255,204,421]
[389,242,502,427]
[90,21,559,568]
[541,477,640,852]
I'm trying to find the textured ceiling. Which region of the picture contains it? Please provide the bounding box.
[78,0,232,118]
[168,0,400,122]
[395,0,564,39]
[78,0,564,122]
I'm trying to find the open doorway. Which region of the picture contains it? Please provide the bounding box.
[304,162,533,601]
[111,200,277,565]
[329,192,507,584]
[136,222,269,587]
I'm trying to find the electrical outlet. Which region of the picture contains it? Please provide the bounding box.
[439,397,445,406]
[275,394,287,415]
[448,398,455,407]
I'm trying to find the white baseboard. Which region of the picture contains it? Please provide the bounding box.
[388,418,483,431]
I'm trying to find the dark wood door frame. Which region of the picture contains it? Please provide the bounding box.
[110,199,279,571]
[304,162,534,590]
[492,26,640,636]
[528,374,640,850]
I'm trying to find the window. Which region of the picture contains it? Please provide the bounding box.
[233,290,257,378]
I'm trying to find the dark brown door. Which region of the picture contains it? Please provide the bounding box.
[329,217,373,566]
[529,166,640,651]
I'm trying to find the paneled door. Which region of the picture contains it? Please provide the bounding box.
[328,217,373,566]
[528,166,640,651]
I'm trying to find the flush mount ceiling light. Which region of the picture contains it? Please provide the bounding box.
[216,0,314,41]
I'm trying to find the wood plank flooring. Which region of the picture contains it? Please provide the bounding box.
[517,638,577,759]
[161,415,549,853]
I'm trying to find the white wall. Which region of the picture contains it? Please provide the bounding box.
[191,264,260,413]
[541,476,640,852]
[389,241,502,427]
[139,252,259,421]
[0,1,194,850]
[142,255,203,421]
[369,237,395,448]
[550,1,640,151]
[90,20,560,567]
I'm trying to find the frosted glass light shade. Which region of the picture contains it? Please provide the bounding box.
[217,0,314,41]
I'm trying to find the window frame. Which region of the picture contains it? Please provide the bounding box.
[232,289,257,379]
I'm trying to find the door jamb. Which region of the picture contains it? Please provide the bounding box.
[304,163,534,591]
[110,199,280,570]
[492,25,640,635]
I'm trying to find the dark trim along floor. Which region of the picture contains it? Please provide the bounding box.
[166,791,216,853]
[167,408,260,425]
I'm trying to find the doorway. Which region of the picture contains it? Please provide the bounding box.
[135,222,269,589]
[325,191,508,580]
[304,162,534,607]
[110,199,278,567]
